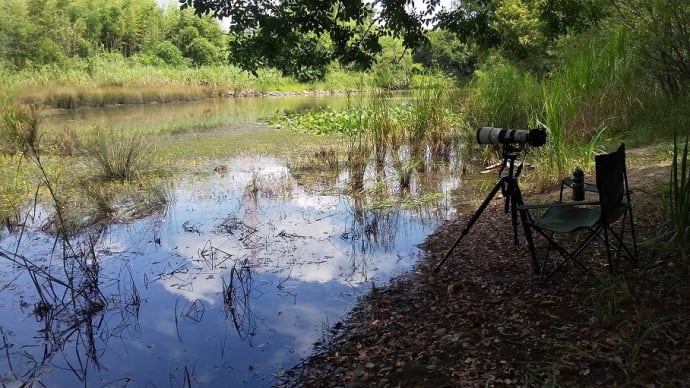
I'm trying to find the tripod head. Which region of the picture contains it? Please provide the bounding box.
[497,143,527,180]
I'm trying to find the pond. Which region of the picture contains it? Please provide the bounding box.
[0,95,470,386]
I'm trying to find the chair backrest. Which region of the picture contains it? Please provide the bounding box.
[595,143,627,223]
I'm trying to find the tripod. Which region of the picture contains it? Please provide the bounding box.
[435,143,537,272]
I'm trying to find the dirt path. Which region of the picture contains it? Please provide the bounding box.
[278,143,689,387]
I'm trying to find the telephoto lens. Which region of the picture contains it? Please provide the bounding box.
[476,127,547,147]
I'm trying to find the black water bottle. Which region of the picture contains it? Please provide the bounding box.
[572,167,585,201]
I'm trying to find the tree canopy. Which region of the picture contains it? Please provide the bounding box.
[179,0,442,76]
[179,0,607,75]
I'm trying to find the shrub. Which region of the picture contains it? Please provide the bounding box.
[154,41,186,67]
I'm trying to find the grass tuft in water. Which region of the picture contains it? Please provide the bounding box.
[83,127,152,181]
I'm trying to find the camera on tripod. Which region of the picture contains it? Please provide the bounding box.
[476,127,547,148]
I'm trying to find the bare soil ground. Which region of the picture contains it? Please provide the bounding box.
[278,144,690,387]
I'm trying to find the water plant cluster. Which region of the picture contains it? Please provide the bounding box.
[0,101,169,236]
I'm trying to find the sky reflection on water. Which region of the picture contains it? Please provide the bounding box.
[0,155,456,386]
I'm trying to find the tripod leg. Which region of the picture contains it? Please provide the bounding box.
[434,177,506,272]
[511,184,540,275]
[508,180,520,245]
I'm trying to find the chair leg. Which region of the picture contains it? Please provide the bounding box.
[530,228,602,283]
[602,224,615,274]
[627,207,639,264]
[603,214,637,269]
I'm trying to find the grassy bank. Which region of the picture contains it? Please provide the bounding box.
[1,55,379,110]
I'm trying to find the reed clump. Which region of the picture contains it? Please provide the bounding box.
[664,134,690,265]
[82,127,152,182]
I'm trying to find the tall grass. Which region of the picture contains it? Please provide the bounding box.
[665,133,690,264]
[406,77,456,157]
[1,99,38,156]
[463,28,637,189]
[465,57,541,129]
[0,155,34,230]
[1,55,375,110]
[537,28,634,182]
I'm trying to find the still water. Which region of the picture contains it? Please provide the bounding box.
[0,95,461,386]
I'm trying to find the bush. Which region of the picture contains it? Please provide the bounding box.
[185,37,220,67]
[154,41,186,67]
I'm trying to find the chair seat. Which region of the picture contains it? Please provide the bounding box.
[534,205,601,233]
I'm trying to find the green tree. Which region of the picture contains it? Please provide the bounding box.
[180,0,441,73]
[413,30,475,77]
[153,40,186,67]
[370,36,415,89]
[437,0,606,68]
[164,8,227,65]
[0,0,39,69]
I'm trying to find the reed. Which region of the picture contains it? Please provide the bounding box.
[461,28,639,189]
[0,155,34,230]
[1,100,39,156]
[407,77,448,154]
[535,28,634,179]
[665,133,690,263]
[465,57,541,129]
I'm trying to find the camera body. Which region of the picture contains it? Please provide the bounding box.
[476,127,547,148]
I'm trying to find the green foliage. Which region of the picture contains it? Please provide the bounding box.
[437,0,607,70]
[466,57,540,129]
[152,41,186,67]
[274,105,374,136]
[185,37,220,66]
[536,28,634,178]
[612,0,690,97]
[180,0,434,73]
[370,36,414,89]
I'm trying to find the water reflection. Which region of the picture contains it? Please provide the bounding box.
[0,153,457,386]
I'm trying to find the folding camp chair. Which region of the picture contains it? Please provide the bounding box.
[520,144,638,282]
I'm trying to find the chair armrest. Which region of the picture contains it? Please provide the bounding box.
[519,200,600,210]
[561,177,598,192]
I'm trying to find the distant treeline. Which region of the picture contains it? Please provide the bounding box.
[0,0,227,69]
